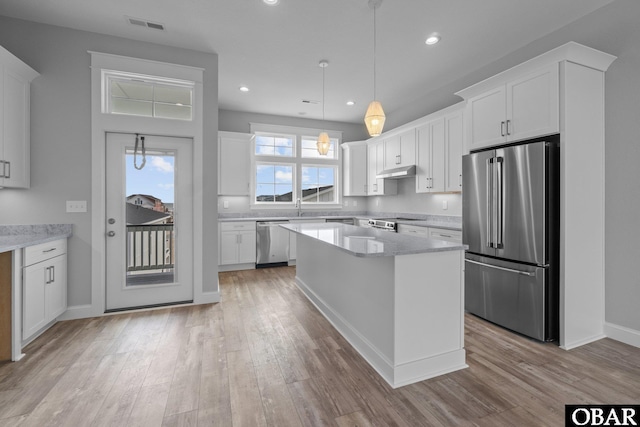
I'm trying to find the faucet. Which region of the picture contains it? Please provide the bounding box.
[296,198,302,217]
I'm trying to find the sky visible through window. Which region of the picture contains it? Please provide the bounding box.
[126,153,175,203]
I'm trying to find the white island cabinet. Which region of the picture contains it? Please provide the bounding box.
[282,222,467,388]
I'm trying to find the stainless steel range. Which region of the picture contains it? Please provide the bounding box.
[367,219,398,232]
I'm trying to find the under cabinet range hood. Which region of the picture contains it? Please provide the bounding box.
[376,164,416,179]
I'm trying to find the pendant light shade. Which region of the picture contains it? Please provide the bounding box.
[364,0,385,137]
[364,101,385,137]
[317,132,331,155]
[317,60,330,155]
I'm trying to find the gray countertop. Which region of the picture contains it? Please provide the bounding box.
[0,224,73,253]
[282,222,465,258]
[219,214,462,231]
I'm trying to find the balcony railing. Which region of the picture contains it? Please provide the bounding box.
[127,224,174,272]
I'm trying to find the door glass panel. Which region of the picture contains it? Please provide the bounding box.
[125,149,176,287]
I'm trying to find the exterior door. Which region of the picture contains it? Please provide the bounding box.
[105,132,193,311]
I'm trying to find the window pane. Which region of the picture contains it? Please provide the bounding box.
[301,166,335,203]
[154,85,192,105]
[111,98,153,117]
[255,134,294,157]
[155,103,192,120]
[301,137,336,159]
[256,163,294,203]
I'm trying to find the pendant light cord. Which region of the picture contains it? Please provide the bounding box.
[134,134,146,170]
[373,5,377,101]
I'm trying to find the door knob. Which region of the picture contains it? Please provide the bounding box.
[108,218,116,224]
[107,231,116,237]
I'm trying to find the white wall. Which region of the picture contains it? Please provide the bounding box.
[0,15,219,306]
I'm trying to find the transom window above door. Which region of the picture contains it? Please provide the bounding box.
[103,71,194,121]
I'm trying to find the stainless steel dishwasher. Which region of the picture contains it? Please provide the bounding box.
[256,220,290,267]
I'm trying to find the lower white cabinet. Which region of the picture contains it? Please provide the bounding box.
[22,239,67,341]
[219,222,256,266]
[397,224,462,243]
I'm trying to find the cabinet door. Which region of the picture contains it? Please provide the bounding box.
[237,231,256,264]
[399,129,416,167]
[467,85,507,151]
[415,124,431,193]
[383,135,400,169]
[507,63,559,142]
[342,143,367,196]
[46,255,67,320]
[2,70,31,188]
[367,143,378,195]
[445,111,464,192]
[430,119,446,193]
[219,231,239,265]
[218,134,250,195]
[23,263,47,340]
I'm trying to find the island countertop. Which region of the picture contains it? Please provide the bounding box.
[281,222,465,257]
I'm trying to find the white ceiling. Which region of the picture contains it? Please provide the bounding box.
[0,0,615,124]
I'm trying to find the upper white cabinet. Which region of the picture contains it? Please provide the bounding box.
[416,106,463,193]
[383,129,415,170]
[0,45,39,189]
[464,63,559,151]
[367,140,397,196]
[342,141,368,196]
[218,131,251,195]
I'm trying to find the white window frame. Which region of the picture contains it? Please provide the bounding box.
[250,123,342,210]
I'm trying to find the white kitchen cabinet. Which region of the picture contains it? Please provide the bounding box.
[416,106,463,193]
[0,45,39,189]
[465,63,558,151]
[367,140,397,196]
[22,239,67,342]
[383,129,416,170]
[397,224,462,243]
[342,141,368,196]
[218,131,251,195]
[219,221,256,267]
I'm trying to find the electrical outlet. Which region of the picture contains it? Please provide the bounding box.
[66,200,87,213]
[442,200,448,210]
[223,201,229,209]
[353,200,358,207]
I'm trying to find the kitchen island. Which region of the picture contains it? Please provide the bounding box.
[282,222,467,388]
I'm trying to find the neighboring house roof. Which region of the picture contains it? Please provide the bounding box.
[256,185,334,202]
[127,194,163,203]
[126,204,171,225]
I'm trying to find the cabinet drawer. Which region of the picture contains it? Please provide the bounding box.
[397,224,430,237]
[429,228,462,243]
[219,221,256,232]
[24,239,67,267]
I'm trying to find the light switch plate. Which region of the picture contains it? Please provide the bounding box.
[223,201,229,209]
[66,200,87,213]
[442,200,448,210]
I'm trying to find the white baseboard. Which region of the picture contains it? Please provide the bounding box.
[560,333,607,350]
[295,275,467,388]
[57,304,94,321]
[604,322,640,349]
[196,291,220,304]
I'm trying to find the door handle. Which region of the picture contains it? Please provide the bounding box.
[495,156,504,249]
[466,259,535,277]
[486,157,493,248]
[107,231,116,237]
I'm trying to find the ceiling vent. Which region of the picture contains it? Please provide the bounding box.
[302,99,320,104]
[126,16,165,31]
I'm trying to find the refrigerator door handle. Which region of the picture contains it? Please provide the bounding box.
[465,259,536,277]
[486,157,493,248]
[495,156,504,249]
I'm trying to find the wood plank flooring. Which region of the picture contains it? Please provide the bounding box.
[1,266,639,426]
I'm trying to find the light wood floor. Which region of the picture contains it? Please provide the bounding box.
[1,266,639,426]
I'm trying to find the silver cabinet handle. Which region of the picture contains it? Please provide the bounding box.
[45,267,50,284]
[466,259,535,277]
[5,161,9,179]
[51,266,55,283]
[43,248,57,253]
[0,160,4,178]
[396,154,401,165]
[459,174,462,187]
[500,121,505,137]
[506,119,511,136]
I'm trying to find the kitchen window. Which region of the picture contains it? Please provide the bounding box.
[250,124,342,208]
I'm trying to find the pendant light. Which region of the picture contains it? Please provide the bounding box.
[364,0,385,137]
[317,60,331,156]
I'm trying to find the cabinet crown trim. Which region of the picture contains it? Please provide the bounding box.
[455,41,616,100]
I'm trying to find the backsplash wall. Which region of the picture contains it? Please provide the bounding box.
[365,178,462,216]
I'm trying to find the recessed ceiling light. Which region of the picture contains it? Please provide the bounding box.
[239,86,250,92]
[425,35,441,45]
[263,0,279,5]
[346,101,355,106]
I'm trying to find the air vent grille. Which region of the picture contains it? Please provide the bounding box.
[127,16,165,31]
[302,99,320,104]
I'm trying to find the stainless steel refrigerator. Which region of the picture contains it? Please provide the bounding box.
[462,136,559,341]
